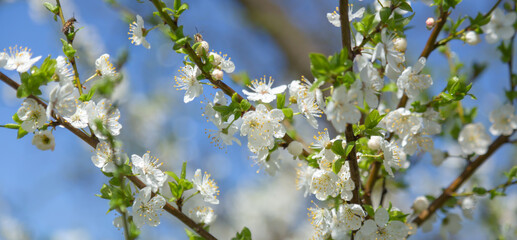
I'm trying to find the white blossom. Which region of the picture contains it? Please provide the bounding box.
[17,98,47,133]
[3,46,41,73]
[174,65,203,103]
[326,85,361,132]
[397,57,433,99]
[208,120,241,147]
[131,152,167,193]
[295,162,316,197]
[489,104,517,136]
[368,135,383,151]
[308,207,332,239]
[461,196,476,219]
[421,108,442,135]
[330,204,365,239]
[240,104,285,153]
[310,169,339,201]
[91,141,120,173]
[380,140,402,177]
[310,128,337,167]
[287,141,304,157]
[251,149,281,176]
[412,196,430,213]
[132,187,166,228]
[458,123,491,155]
[55,56,74,86]
[439,213,462,240]
[402,132,433,155]
[188,206,216,225]
[289,77,324,128]
[129,15,150,49]
[481,8,517,44]
[203,91,228,125]
[193,169,220,204]
[88,99,122,140]
[372,29,405,80]
[464,31,481,45]
[209,52,235,73]
[32,130,55,151]
[47,83,78,119]
[384,108,421,138]
[63,101,90,129]
[243,76,286,103]
[356,207,408,240]
[337,162,355,201]
[326,5,365,27]
[95,54,117,78]
[356,60,383,108]
[0,52,7,69]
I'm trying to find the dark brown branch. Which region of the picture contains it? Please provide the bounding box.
[0,71,217,240]
[412,135,510,225]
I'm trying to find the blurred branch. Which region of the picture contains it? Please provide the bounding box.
[0,71,217,240]
[236,0,325,78]
[412,134,511,226]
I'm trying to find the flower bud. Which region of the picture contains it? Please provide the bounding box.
[426,17,435,30]
[196,41,209,56]
[288,141,304,156]
[32,130,55,151]
[209,52,222,65]
[367,136,382,150]
[393,38,407,52]
[211,69,223,80]
[464,31,481,45]
[412,196,429,213]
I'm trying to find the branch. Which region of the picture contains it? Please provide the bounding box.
[149,0,311,157]
[0,71,218,240]
[55,0,82,95]
[338,0,361,205]
[412,134,511,225]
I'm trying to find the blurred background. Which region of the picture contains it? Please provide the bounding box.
[0,0,516,239]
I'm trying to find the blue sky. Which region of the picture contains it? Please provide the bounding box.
[0,0,515,239]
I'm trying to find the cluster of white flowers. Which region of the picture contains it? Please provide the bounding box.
[190,169,220,225]
[288,76,324,128]
[326,5,365,27]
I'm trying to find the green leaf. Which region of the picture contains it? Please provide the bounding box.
[181,161,187,179]
[13,113,22,124]
[364,205,375,217]
[17,127,28,139]
[380,7,391,22]
[185,228,206,240]
[365,110,383,129]
[472,187,487,195]
[240,99,251,112]
[309,53,330,79]
[43,2,58,14]
[382,82,397,92]
[173,0,182,10]
[165,171,180,182]
[0,123,20,129]
[332,158,345,174]
[398,2,413,12]
[331,140,345,156]
[232,227,252,240]
[344,141,355,159]
[78,88,96,102]
[281,108,293,120]
[61,39,76,58]
[276,94,286,109]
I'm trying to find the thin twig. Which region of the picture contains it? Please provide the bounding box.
[412,134,511,225]
[148,0,311,157]
[0,72,218,240]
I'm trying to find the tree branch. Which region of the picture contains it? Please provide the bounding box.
[149,0,311,157]
[412,134,511,225]
[0,71,218,240]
